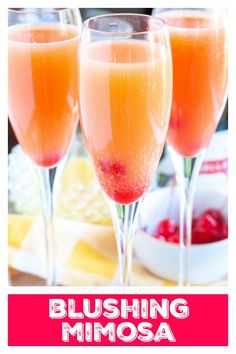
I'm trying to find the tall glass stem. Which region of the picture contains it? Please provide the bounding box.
[108,200,142,286]
[168,146,205,286]
[36,166,59,286]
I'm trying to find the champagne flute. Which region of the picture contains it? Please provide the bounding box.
[8,8,81,285]
[153,8,228,285]
[79,14,172,285]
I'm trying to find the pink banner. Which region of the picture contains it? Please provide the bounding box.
[8,294,228,346]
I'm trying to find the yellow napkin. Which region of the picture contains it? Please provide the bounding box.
[9,156,170,285]
[8,214,168,285]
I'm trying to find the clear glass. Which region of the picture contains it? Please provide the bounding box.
[79,14,172,285]
[8,8,81,285]
[153,8,228,285]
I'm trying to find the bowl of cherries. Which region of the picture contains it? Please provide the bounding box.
[135,185,228,284]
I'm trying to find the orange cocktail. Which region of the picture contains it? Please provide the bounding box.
[8,24,79,167]
[166,11,227,157]
[80,40,172,204]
